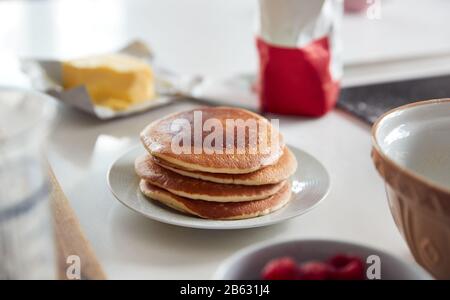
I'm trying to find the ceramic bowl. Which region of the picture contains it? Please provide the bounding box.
[214,239,431,280]
[371,99,450,279]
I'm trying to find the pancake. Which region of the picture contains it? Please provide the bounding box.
[139,180,291,220]
[135,154,285,202]
[152,147,297,185]
[140,107,284,174]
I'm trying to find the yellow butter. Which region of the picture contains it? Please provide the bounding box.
[62,54,155,111]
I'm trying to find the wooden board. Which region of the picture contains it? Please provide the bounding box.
[49,168,107,280]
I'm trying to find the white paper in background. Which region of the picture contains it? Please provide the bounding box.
[19,41,200,120]
[257,0,343,80]
[191,75,259,111]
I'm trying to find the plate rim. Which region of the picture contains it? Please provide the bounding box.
[107,144,331,230]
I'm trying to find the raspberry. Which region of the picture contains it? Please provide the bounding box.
[298,261,331,280]
[328,255,365,280]
[328,254,354,268]
[261,257,300,280]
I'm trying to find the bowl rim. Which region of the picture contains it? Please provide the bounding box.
[213,238,432,280]
[371,98,450,196]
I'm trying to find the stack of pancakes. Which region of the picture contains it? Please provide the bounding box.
[135,107,297,220]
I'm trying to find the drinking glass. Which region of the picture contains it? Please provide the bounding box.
[0,87,56,279]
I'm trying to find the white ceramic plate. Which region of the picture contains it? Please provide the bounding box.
[214,239,432,279]
[107,145,330,229]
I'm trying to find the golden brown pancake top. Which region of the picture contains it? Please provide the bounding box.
[140,107,285,174]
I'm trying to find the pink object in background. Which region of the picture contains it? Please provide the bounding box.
[344,0,370,13]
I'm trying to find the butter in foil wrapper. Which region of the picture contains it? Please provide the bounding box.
[20,40,201,120]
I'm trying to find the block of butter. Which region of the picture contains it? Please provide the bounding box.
[62,54,155,111]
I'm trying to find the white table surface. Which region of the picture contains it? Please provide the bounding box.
[2,0,448,279]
